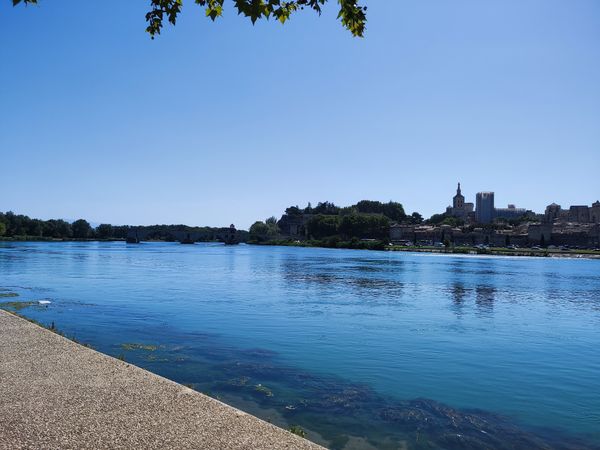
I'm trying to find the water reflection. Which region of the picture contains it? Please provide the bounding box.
[450,283,468,318]
[475,286,496,315]
[280,259,406,298]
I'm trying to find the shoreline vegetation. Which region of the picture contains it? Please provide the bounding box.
[0,236,222,243]
[0,211,249,243]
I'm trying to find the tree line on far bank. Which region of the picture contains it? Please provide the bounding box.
[249,200,423,246]
[0,212,107,239]
[0,211,247,241]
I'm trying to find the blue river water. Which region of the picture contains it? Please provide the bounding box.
[1,241,599,449]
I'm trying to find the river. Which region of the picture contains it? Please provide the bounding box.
[1,241,599,449]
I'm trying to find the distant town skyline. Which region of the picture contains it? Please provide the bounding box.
[2,182,598,230]
[1,1,599,229]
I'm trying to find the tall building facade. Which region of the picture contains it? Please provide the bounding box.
[569,206,591,223]
[544,203,561,223]
[476,192,495,224]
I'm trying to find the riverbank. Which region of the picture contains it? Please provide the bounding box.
[0,310,322,450]
[250,240,600,259]
[387,244,600,259]
[3,237,599,259]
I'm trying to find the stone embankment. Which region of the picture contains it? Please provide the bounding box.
[0,310,323,450]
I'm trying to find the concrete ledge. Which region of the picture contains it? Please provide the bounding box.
[0,310,324,450]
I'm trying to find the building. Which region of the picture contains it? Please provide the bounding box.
[447,184,527,223]
[494,204,528,220]
[527,223,553,246]
[389,224,416,243]
[445,182,474,220]
[544,203,561,223]
[591,201,600,224]
[476,192,495,224]
[569,205,590,223]
[543,202,600,225]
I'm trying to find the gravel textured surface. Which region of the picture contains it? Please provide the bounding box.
[0,310,324,450]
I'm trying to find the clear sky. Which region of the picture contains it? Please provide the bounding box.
[1,1,599,229]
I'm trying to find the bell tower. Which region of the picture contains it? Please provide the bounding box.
[453,182,464,209]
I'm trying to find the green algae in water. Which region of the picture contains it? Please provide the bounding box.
[254,384,274,398]
[0,301,37,311]
[0,290,38,311]
[174,349,597,450]
[120,343,160,351]
[288,425,306,438]
[142,354,170,362]
[72,326,600,450]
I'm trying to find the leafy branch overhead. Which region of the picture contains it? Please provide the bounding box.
[12,0,367,38]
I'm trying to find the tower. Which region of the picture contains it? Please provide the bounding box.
[476,192,495,224]
[453,182,465,209]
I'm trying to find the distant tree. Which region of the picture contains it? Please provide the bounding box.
[96,224,114,239]
[249,220,277,242]
[12,0,368,38]
[27,219,44,237]
[338,214,389,240]
[381,201,405,222]
[441,217,464,227]
[410,212,423,224]
[312,201,340,215]
[354,200,405,222]
[427,213,446,225]
[41,219,72,238]
[337,206,356,216]
[42,220,57,238]
[285,206,302,216]
[54,220,73,238]
[0,211,40,236]
[71,219,92,239]
[354,200,380,214]
[265,216,280,236]
[306,215,340,239]
[111,225,131,239]
[0,222,6,237]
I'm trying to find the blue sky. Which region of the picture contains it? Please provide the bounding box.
[1,0,599,229]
